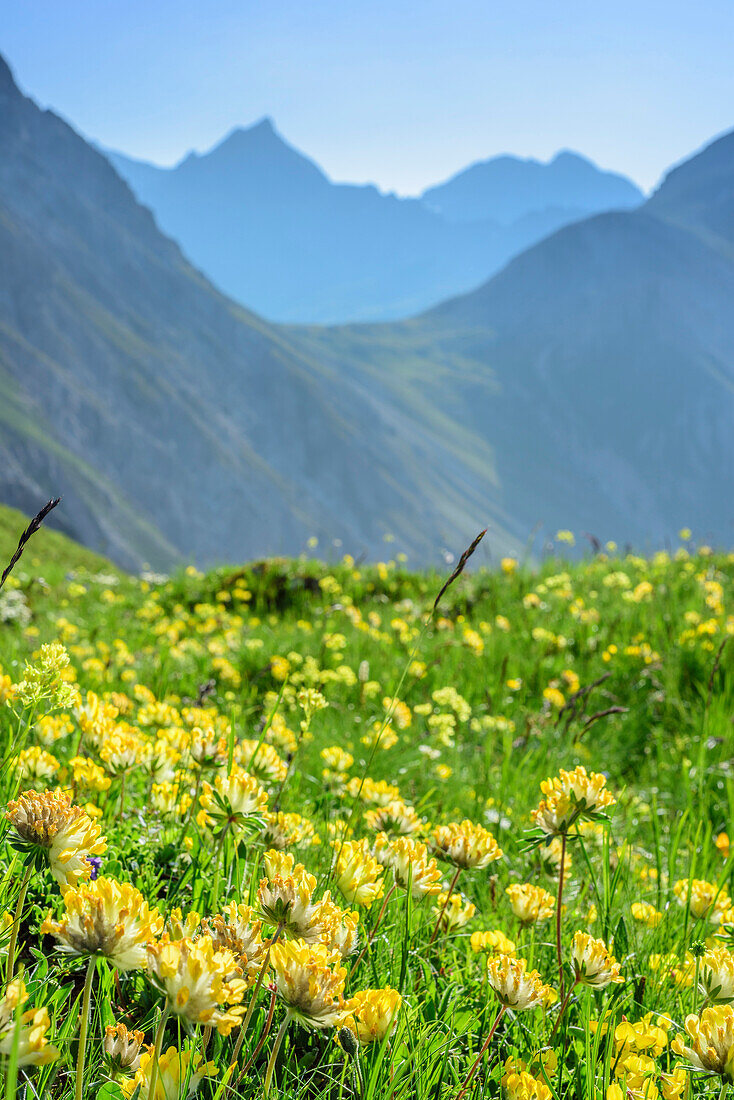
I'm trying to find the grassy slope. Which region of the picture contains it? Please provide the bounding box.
[0,502,121,589]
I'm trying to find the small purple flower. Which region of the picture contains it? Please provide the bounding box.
[88,856,102,881]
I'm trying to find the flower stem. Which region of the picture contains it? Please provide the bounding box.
[549,980,576,1038]
[6,863,32,983]
[263,1010,292,1097]
[555,832,567,1000]
[74,957,96,1100]
[456,1003,506,1100]
[428,865,462,946]
[147,1003,170,1100]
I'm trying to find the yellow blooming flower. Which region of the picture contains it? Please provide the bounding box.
[147,935,247,1035]
[502,1067,552,1100]
[699,947,734,1005]
[570,932,624,988]
[199,766,268,837]
[430,820,503,870]
[672,1004,734,1080]
[42,878,162,970]
[716,834,731,860]
[104,1022,147,1074]
[15,746,59,782]
[364,800,423,835]
[256,866,324,942]
[674,879,732,923]
[5,789,107,887]
[263,811,317,850]
[0,979,59,1066]
[12,643,76,710]
[270,940,352,1029]
[344,988,402,1043]
[486,955,552,1010]
[631,901,663,928]
[470,929,516,956]
[506,884,555,925]
[333,839,385,907]
[432,892,476,932]
[531,766,616,836]
[379,837,443,899]
[121,1044,218,1099]
[199,903,267,984]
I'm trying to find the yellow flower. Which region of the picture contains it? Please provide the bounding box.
[0,979,59,1066]
[199,767,268,837]
[199,903,267,984]
[672,1004,734,1080]
[631,901,663,928]
[501,557,518,575]
[430,820,503,870]
[346,778,401,806]
[570,932,624,989]
[364,800,423,835]
[104,1022,147,1074]
[379,837,443,899]
[502,1068,552,1100]
[699,947,734,1005]
[506,884,555,925]
[263,811,317,850]
[15,746,59,782]
[5,789,107,887]
[674,879,732,923]
[270,940,352,1029]
[531,766,616,836]
[333,839,384,907]
[12,643,75,710]
[42,878,162,970]
[344,988,402,1043]
[121,1044,217,1099]
[486,955,552,1010]
[432,892,476,932]
[147,936,246,1035]
[256,866,324,942]
[470,930,516,956]
[716,834,731,860]
[69,755,112,794]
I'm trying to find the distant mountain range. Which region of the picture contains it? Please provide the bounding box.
[1,52,733,568]
[108,123,643,323]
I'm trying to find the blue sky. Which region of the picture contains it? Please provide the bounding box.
[4,0,734,194]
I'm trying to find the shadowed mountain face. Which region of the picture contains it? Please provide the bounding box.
[0,56,516,569]
[296,130,734,552]
[109,124,642,324]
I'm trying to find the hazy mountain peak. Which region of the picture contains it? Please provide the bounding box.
[422,149,643,225]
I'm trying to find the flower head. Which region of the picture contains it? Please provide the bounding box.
[672,1005,734,1080]
[121,1044,218,1099]
[147,935,246,1035]
[531,766,615,836]
[699,947,734,1005]
[104,1022,147,1074]
[506,884,555,925]
[198,767,268,838]
[5,789,106,887]
[270,940,352,1029]
[0,979,59,1066]
[344,988,402,1044]
[470,929,517,956]
[12,643,75,710]
[674,879,732,924]
[200,903,267,984]
[570,933,624,989]
[486,955,552,1010]
[378,837,443,899]
[333,839,385,907]
[431,820,503,870]
[432,892,476,933]
[42,877,162,970]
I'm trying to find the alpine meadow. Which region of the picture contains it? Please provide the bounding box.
[2,6,734,1100]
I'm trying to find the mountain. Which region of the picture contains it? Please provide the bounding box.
[421,150,643,224]
[0,55,515,569]
[297,129,734,550]
[108,124,642,324]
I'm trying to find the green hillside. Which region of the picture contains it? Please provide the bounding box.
[0,502,121,589]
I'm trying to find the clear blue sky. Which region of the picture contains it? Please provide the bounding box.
[4,0,734,194]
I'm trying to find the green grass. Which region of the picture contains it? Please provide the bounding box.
[0,519,733,1098]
